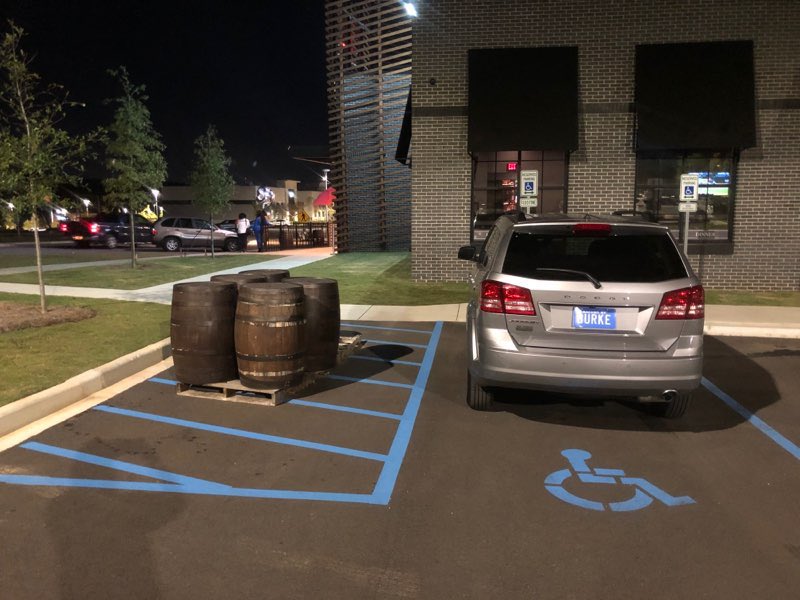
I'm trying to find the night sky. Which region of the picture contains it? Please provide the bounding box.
[2,0,328,187]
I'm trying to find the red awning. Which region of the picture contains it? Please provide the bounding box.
[313,187,336,207]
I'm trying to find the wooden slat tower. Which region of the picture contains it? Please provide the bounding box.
[325,0,413,252]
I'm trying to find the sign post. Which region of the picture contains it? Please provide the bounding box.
[679,174,699,255]
[520,170,539,213]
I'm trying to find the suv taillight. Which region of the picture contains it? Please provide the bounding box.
[152,228,157,236]
[88,223,100,234]
[480,280,536,315]
[656,285,704,320]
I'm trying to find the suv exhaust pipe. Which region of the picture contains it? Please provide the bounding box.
[662,390,678,402]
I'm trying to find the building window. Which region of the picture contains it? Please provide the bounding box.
[471,150,568,241]
[634,152,736,245]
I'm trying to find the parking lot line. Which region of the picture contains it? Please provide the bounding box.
[702,377,800,461]
[93,405,388,462]
[20,441,231,490]
[325,374,414,389]
[371,321,443,504]
[287,399,403,420]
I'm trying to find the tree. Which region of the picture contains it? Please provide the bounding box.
[189,125,234,258]
[103,66,166,267]
[0,21,100,313]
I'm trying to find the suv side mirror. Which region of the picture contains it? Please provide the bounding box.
[458,245,477,261]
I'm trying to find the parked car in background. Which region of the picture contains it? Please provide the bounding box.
[458,213,704,418]
[59,213,155,248]
[215,219,237,232]
[152,217,242,252]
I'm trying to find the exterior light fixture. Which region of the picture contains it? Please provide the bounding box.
[402,2,418,17]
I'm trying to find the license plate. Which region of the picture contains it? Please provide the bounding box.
[72,235,84,240]
[572,307,616,330]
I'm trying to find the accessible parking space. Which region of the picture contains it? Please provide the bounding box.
[1,323,800,599]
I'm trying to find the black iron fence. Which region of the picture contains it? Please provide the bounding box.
[261,222,331,251]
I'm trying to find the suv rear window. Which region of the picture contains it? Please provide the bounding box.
[502,230,687,283]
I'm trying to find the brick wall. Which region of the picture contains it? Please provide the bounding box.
[410,0,800,290]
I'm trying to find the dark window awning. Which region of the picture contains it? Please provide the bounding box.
[395,85,412,166]
[468,47,579,152]
[635,41,756,151]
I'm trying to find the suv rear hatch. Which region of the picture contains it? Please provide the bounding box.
[493,222,702,353]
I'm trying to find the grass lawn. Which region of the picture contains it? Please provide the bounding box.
[291,252,470,305]
[0,293,170,407]
[0,254,124,269]
[0,254,278,289]
[705,289,800,307]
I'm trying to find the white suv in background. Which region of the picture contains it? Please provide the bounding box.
[152,217,242,252]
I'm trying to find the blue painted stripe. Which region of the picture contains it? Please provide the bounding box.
[325,374,413,390]
[21,442,229,490]
[371,321,443,504]
[341,323,433,335]
[0,475,385,503]
[149,377,177,386]
[703,377,800,461]
[364,339,428,349]
[287,399,402,421]
[349,355,423,367]
[92,405,388,462]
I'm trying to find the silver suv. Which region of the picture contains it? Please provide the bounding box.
[458,214,704,418]
[152,217,242,252]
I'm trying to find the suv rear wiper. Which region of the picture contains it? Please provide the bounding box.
[533,268,602,289]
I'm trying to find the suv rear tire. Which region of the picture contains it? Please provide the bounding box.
[650,391,691,418]
[162,236,181,252]
[467,371,494,411]
[104,235,118,249]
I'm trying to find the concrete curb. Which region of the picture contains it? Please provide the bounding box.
[0,338,171,439]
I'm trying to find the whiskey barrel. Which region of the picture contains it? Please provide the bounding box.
[210,273,268,288]
[235,282,306,389]
[238,268,289,282]
[283,277,340,372]
[171,282,238,385]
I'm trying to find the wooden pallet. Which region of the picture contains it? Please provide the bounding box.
[176,334,363,407]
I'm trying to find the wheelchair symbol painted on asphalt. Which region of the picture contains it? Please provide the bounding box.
[544,449,695,512]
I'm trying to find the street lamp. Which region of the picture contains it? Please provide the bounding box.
[402,2,418,17]
[149,188,160,217]
[322,168,330,190]
[80,197,91,216]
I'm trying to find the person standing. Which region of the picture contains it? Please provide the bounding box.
[252,210,264,252]
[236,212,250,252]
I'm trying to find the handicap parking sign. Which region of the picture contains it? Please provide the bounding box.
[684,185,695,197]
[524,181,535,193]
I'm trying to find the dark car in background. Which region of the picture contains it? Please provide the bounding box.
[458,213,704,418]
[60,213,155,248]
[152,216,242,252]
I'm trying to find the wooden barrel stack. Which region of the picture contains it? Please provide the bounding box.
[170,271,342,390]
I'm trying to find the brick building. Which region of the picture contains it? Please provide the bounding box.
[328,0,799,291]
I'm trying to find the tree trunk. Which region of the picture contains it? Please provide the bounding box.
[129,209,137,268]
[31,212,47,314]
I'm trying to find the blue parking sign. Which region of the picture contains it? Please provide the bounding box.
[684,185,695,197]
[524,181,535,193]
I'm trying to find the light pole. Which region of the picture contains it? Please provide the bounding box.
[149,188,160,218]
[80,198,91,216]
